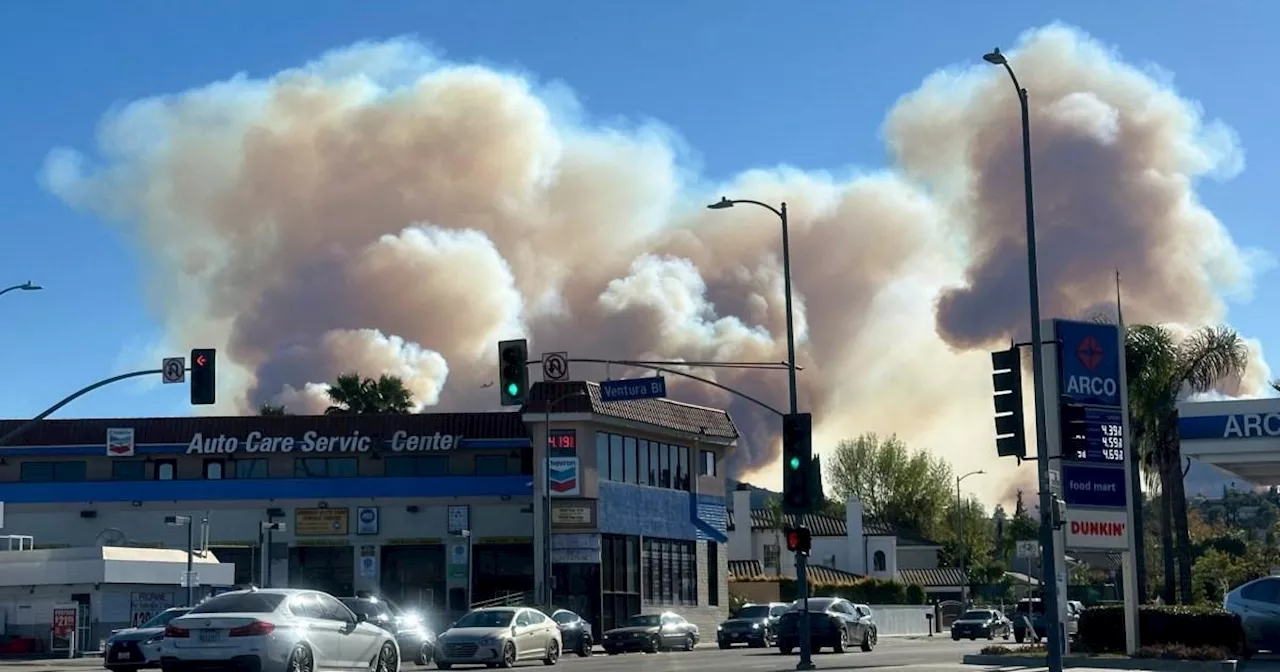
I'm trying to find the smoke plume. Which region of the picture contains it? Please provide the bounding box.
[40,25,1271,505]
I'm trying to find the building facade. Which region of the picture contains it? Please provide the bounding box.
[523,381,735,637]
[0,380,736,638]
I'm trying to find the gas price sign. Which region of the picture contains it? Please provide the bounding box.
[1072,407,1125,463]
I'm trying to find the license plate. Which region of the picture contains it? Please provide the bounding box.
[199,630,222,642]
[118,653,133,661]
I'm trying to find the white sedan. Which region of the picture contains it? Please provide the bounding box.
[160,588,400,672]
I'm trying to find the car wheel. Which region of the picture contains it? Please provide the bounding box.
[499,642,517,669]
[374,642,399,672]
[1015,632,1025,644]
[833,627,848,654]
[577,635,593,657]
[606,649,619,656]
[288,645,314,672]
[415,643,432,666]
[542,639,559,666]
[718,641,731,650]
[860,631,874,652]
[779,643,794,655]
[683,634,695,651]
[436,664,452,671]
[951,634,960,641]
[646,634,661,653]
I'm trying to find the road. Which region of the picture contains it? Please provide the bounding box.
[0,636,994,672]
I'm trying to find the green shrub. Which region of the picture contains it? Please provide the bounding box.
[905,584,926,605]
[777,577,912,603]
[980,644,1046,656]
[1078,605,1241,654]
[1135,644,1232,661]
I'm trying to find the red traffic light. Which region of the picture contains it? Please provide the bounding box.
[786,530,801,551]
[194,353,208,367]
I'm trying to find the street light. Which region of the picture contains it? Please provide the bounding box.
[0,281,42,298]
[955,470,986,603]
[543,389,588,608]
[706,195,809,670]
[165,515,194,607]
[983,45,1063,672]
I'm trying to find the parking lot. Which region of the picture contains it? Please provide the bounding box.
[0,636,992,672]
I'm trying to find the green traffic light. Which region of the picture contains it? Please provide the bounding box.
[788,456,801,470]
[507,382,520,397]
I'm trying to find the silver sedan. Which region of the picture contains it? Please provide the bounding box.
[435,607,561,669]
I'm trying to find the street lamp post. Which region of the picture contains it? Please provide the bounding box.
[983,46,1063,672]
[543,390,588,608]
[0,281,42,298]
[166,515,194,606]
[955,470,986,604]
[707,196,810,670]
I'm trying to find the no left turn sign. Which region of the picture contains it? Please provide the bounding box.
[543,352,570,382]
[162,357,186,384]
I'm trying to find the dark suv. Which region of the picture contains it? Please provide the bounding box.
[339,595,436,665]
[717,602,788,648]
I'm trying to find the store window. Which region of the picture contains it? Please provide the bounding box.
[609,434,623,482]
[235,459,269,479]
[112,460,147,481]
[642,537,696,606]
[204,459,224,480]
[294,457,358,478]
[600,534,640,633]
[707,542,720,606]
[596,432,693,493]
[623,437,637,484]
[21,461,87,483]
[384,455,450,477]
[155,459,177,481]
[475,454,509,476]
[638,440,650,486]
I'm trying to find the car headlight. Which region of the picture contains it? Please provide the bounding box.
[716,625,722,631]
[478,636,500,646]
[145,635,163,644]
[752,623,761,629]
[601,633,611,640]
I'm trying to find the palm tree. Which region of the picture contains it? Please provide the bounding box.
[1125,324,1249,604]
[324,373,415,415]
[258,403,288,416]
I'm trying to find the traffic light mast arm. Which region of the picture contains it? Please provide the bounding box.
[0,367,170,446]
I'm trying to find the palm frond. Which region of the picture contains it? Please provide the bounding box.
[1177,326,1249,394]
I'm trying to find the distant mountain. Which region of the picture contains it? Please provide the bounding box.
[727,479,778,510]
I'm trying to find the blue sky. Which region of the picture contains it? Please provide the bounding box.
[1,0,1278,424]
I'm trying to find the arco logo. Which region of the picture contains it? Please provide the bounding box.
[1076,335,1104,371]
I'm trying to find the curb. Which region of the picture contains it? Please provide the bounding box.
[962,654,1237,672]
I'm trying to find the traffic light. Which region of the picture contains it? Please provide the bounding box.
[783,525,812,556]
[497,339,529,406]
[1059,401,1088,459]
[991,347,1026,459]
[782,413,813,513]
[190,348,216,406]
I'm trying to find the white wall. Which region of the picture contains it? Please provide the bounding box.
[867,536,896,578]
[868,605,934,636]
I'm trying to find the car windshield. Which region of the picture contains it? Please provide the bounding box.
[623,615,661,627]
[552,612,577,624]
[190,592,285,614]
[341,599,397,621]
[454,610,514,629]
[789,598,835,613]
[961,611,991,620]
[141,609,189,629]
[736,606,771,619]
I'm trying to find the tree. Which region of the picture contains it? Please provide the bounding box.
[825,433,953,538]
[324,373,415,415]
[258,403,288,416]
[1125,324,1250,604]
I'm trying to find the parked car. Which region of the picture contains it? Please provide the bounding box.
[1012,598,1046,643]
[716,602,788,648]
[160,588,400,672]
[600,613,699,654]
[104,607,191,671]
[1225,575,1280,657]
[950,609,1011,641]
[549,609,594,657]
[341,595,436,665]
[775,598,876,654]
[434,607,561,669]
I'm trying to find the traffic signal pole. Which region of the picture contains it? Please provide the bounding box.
[0,367,170,446]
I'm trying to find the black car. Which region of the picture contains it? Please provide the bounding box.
[550,609,594,657]
[775,598,876,654]
[601,613,700,654]
[951,609,1012,641]
[717,602,788,648]
[340,595,436,665]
